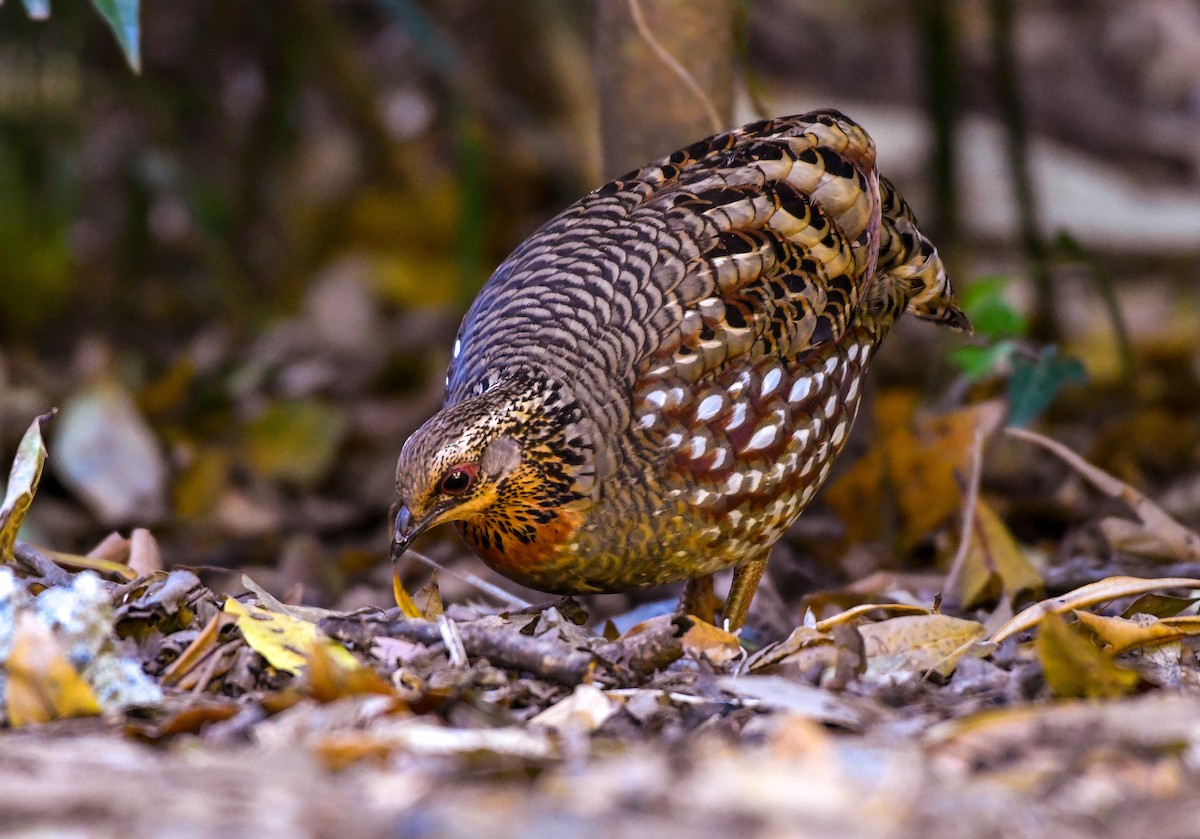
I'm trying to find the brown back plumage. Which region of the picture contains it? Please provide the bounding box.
[396,109,967,598]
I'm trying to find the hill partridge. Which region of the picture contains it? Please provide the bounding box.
[391,109,969,629]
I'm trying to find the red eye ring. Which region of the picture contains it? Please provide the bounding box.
[440,463,478,495]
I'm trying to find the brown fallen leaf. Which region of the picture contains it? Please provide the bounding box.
[951,498,1043,610]
[1036,612,1140,699]
[825,401,1005,551]
[125,697,241,741]
[160,611,226,688]
[87,531,131,563]
[1007,425,1200,562]
[303,640,400,704]
[990,576,1200,644]
[681,617,743,668]
[859,614,986,678]
[128,528,163,576]
[412,572,444,620]
[1075,611,1200,656]
[1121,593,1199,619]
[745,625,833,674]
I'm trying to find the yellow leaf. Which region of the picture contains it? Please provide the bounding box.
[41,548,138,581]
[1036,612,1140,699]
[814,602,932,633]
[392,566,423,619]
[1075,611,1200,656]
[6,613,101,726]
[990,576,1200,644]
[954,499,1043,609]
[860,614,986,678]
[224,597,359,675]
[0,411,54,563]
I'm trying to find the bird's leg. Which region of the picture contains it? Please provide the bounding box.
[721,556,768,631]
[680,572,721,625]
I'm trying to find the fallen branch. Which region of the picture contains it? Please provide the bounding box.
[321,612,690,687]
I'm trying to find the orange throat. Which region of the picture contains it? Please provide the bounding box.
[456,506,583,575]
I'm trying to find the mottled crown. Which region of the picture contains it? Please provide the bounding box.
[394,374,602,521]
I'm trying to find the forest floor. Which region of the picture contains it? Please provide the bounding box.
[2,277,1200,839]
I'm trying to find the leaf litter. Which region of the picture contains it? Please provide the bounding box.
[2,403,1200,837]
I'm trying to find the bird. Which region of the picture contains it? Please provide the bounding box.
[390,109,969,630]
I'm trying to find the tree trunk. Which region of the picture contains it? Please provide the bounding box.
[593,0,735,179]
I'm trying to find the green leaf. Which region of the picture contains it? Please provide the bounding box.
[950,340,1017,382]
[1007,346,1088,427]
[0,411,56,562]
[960,276,1027,340]
[90,0,141,73]
[20,0,51,21]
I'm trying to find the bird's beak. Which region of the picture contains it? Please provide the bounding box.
[390,504,427,564]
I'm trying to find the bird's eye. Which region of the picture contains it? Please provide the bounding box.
[440,465,476,495]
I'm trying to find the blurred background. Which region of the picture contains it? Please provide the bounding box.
[1,0,1198,622]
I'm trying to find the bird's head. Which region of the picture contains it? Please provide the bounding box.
[390,378,593,570]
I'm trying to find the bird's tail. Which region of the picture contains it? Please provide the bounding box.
[872,176,971,332]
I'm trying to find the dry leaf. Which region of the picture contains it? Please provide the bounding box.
[224,597,359,675]
[529,683,617,733]
[1075,611,1200,655]
[5,612,101,726]
[413,572,444,620]
[1007,426,1200,562]
[681,618,742,667]
[392,566,423,620]
[990,576,1200,644]
[1120,593,1198,619]
[0,411,54,562]
[303,640,399,704]
[745,625,833,674]
[1036,612,1140,699]
[859,614,986,678]
[814,603,932,633]
[953,498,1043,609]
[716,675,873,729]
[128,528,163,576]
[54,382,167,525]
[160,612,226,688]
[825,401,1005,550]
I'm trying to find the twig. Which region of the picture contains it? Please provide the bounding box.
[626,0,723,134]
[943,426,988,602]
[437,615,469,667]
[12,541,72,588]
[1006,426,1200,561]
[321,613,690,686]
